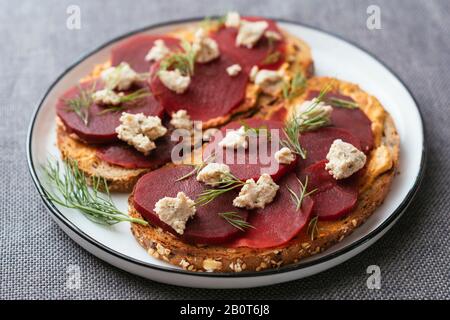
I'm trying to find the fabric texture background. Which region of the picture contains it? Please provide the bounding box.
[0,0,448,299]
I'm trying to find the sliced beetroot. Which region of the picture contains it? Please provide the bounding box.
[298,127,361,168]
[212,16,286,73]
[299,160,358,220]
[96,133,176,169]
[204,118,297,182]
[133,165,249,245]
[306,90,374,153]
[56,80,164,144]
[230,172,314,248]
[149,52,249,122]
[111,34,181,73]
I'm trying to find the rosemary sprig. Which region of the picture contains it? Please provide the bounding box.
[218,212,255,232]
[159,40,195,76]
[286,176,317,211]
[63,82,96,126]
[195,172,245,206]
[97,88,150,115]
[328,97,359,109]
[41,159,148,226]
[282,72,306,101]
[307,215,319,240]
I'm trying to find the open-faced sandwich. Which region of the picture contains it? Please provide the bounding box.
[52,12,399,273]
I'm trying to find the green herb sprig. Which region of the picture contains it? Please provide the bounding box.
[261,37,281,65]
[42,159,147,225]
[195,172,245,207]
[97,88,150,115]
[218,211,254,231]
[328,97,359,109]
[286,176,317,211]
[200,15,226,31]
[176,153,216,182]
[63,82,96,126]
[240,120,271,139]
[307,215,319,241]
[159,40,196,76]
[282,72,307,101]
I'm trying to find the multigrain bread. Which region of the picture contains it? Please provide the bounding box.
[128,78,400,272]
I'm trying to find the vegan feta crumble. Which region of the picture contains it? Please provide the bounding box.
[226,64,242,77]
[158,69,191,94]
[91,88,124,106]
[101,62,140,91]
[196,163,231,186]
[254,69,283,95]
[274,147,295,164]
[325,139,367,180]
[225,11,240,28]
[153,192,196,235]
[115,112,167,155]
[145,39,171,62]
[192,29,220,63]
[218,126,248,149]
[236,20,268,48]
[233,174,279,209]
[170,109,193,130]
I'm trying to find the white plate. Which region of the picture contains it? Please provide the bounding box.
[27,18,426,289]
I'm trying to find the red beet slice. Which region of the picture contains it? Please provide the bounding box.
[298,127,361,169]
[133,165,249,245]
[149,52,249,122]
[56,80,164,144]
[306,90,374,153]
[299,160,358,220]
[111,34,181,73]
[96,133,176,169]
[212,16,286,73]
[204,118,297,182]
[230,172,314,248]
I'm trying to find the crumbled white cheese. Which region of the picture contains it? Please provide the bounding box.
[226,64,242,77]
[158,69,191,94]
[274,147,295,164]
[116,112,167,155]
[236,20,269,48]
[225,11,241,28]
[218,126,248,149]
[233,174,279,209]
[91,89,124,106]
[196,163,231,186]
[170,109,193,130]
[249,65,259,82]
[145,39,171,62]
[153,192,196,235]
[202,128,220,141]
[254,69,283,95]
[325,139,367,180]
[192,28,220,63]
[101,62,140,91]
[264,30,282,41]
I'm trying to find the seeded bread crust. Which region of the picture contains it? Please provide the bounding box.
[129,79,400,273]
[56,122,150,192]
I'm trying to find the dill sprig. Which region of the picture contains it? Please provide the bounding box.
[195,172,245,207]
[41,159,148,226]
[286,176,317,211]
[328,97,359,109]
[97,88,150,115]
[282,72,307,101]
[261,37,281,65]
[200,15,226,30]
[307,215,319,240]
[281,83,332,158]
[63,82,96,126]
[159,40,196,76]
[218,212,255,232]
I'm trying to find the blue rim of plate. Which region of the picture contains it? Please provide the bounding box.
[26,17,427,278]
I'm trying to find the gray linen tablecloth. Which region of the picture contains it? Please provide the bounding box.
[0,0,448,299]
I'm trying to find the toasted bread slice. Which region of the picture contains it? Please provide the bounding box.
[56,122,150,192]
[129,78,400,272]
